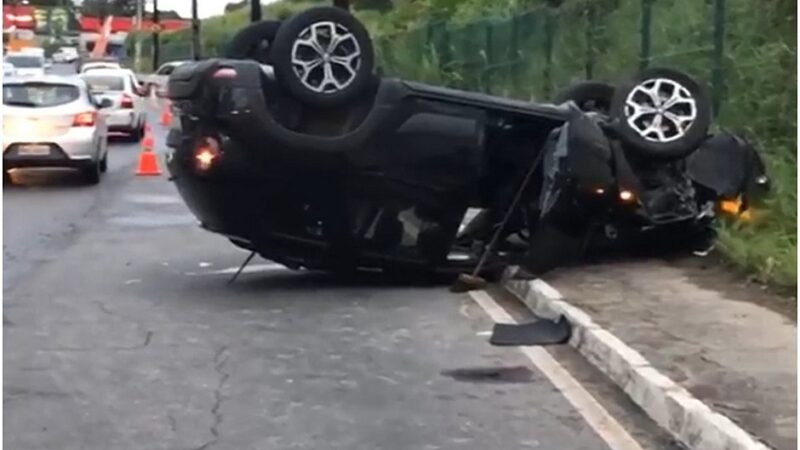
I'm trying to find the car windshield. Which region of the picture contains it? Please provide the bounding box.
[2,83,80,107]
[83,75,125,92]
[5,55,43,68]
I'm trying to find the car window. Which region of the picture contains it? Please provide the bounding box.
[157,64,176,76]
[82,75,125,92]
[4,55,43,68]
[3,83,80,107]
[129,75,141,91]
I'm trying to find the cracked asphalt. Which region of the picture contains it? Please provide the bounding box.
[3,66,674,450]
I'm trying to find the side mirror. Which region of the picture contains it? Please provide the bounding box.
[98,98,114,109]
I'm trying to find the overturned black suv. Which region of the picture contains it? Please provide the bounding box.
[165,6,767,276]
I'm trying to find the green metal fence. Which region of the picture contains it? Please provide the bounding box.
[376,0,729,112]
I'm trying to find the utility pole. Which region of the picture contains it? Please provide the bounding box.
[134,0,143,71]
[191,0,200,60]
[250,0,261,23]
[152,0,159,72]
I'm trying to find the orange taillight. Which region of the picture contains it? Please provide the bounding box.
[120,93,134,109]
[194,137,221,172]
[73,111,97,127]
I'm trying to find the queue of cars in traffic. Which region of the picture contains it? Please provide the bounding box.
[2,48,163,185]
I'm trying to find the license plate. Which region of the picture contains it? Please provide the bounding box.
[18,144,51,156]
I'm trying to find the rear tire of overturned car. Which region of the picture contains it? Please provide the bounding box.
[611,68,711,160]
[554,81,615,114]
[270,6,375,107]
[225,20,282,64]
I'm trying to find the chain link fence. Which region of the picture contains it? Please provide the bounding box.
[376,0,731,111]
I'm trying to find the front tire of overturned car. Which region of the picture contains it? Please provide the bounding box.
[554,81,615,114]
[611,67,712,160]
[270,6,375,107]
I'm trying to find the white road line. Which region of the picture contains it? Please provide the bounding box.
[185,263,285,276]
[468,290,644,450]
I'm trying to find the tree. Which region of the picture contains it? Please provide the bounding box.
[80,0,137,18]
[225,1,248,14]
[24,0,67,6]
[353,0,392,12]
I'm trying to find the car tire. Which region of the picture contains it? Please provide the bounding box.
[554,81,614,114]
[610,67,712,160]
[270,6,375,107]
[82,161,101,185]
[226,20,282,63]
[99,152,108,173]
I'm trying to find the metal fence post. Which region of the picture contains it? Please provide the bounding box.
[152,0,160,72]
[439,25,451,70]
[639,0,653,71]
[510,14,520,94]
[191,0,201,60]
[543,10,555,98]
[585,3,596,80]
[711,0,726,114]
[484,21,493,92]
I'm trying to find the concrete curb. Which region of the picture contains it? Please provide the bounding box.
[501,268,772,450]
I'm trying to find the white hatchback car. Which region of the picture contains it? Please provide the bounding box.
[4,53,46,77]
[80,68,147,139]
[2,76,111,184]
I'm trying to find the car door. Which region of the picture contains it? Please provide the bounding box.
[126,73,146,126]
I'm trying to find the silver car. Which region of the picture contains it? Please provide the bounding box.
[80,68,147,140]
[145,60,189,97]
[2,75,111,184]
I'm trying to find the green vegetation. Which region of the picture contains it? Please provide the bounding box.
[126,0,327,69]
[129,0,795,288]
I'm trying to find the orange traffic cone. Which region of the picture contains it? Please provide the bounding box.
[136,129,162,176]
[141,129,154,152]
[159,101,172,126]
[136,151,162,176]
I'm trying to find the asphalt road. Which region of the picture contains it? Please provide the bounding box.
[3,65,676,450]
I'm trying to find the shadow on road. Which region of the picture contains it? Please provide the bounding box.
[6,169,91,188]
